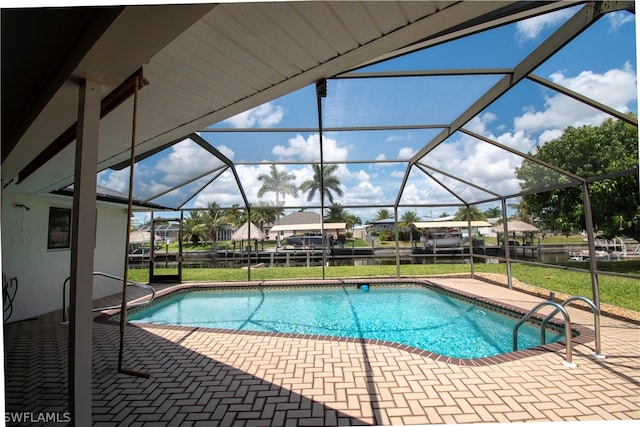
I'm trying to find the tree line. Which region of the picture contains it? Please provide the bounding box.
[516,117,638,239]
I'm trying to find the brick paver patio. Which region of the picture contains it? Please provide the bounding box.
[4,276,639,426]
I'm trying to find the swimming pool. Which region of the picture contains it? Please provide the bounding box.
[127,284,564,359]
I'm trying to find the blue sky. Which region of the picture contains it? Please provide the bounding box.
[97,5,638,224]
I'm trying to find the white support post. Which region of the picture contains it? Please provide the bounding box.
[68,79,101,426]
[501,199,512,289]
[466,208,475,278]
[394,206,400,278]
[582,182,600,309]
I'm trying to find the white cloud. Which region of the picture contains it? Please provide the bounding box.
[137,179,179,202]
[537,128,563,145]
[550,63,636,108]
[353,169,370,183]
[419,112,535,199]
[515,8,574,40]
[422,140,459,167]
[372,153,401,169]
[223,102,285,128]
[386,134,405,142]
[398,147,415,159]
[515,64,637,137]
[97,168,130,194]
[606,10,634,33]
[155,140,225,186]
[398,183,424,205]
[216,144,235,161]
[192,164,272,208]
[344,181,385,205]
[495,130,536,154]
[466,112,497,134]
[398,179,462,207]
[272,133,348,162]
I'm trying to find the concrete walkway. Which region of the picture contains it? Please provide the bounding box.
[4,277,639,426]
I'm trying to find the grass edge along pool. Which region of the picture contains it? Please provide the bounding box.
[125,282,568,360]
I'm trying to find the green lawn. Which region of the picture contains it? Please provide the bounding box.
[129,261,640,312]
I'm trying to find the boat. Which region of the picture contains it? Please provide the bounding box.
[568,236,628,261]
[421,228,466,248]
[568,250,610,261]
[412,220,491,250]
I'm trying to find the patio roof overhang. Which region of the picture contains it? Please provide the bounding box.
[3,1,633,216]
[2,0,589,197]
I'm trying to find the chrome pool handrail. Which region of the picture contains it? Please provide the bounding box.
[513,300,575,368]
[540,295,604,358]
[62,271,156,323]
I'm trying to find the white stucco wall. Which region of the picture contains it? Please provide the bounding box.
[2,193,129,322]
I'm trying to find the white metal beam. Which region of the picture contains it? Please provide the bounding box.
[68,79,100,426]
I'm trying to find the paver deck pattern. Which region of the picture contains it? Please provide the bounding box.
[4,276,639,426]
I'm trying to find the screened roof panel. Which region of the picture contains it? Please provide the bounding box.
[146,185,200,210]
[320,128,443,162]
[533,9,637,85]
[329,161,407,207]
[204,85,320,130]
[419,130,582,199]
[147,169,232,210]
[397,165,469,208]
[181,161,412,209]
[321,74,505,128]
[419,132,528,197]
[199,164,308,209]
[180,168,245,210]
[471,73,637,158]
[95,137,226,207]
[96,167,133,200]
[414,166,506,206]
[201,130,322,163]
[355,5,580,74]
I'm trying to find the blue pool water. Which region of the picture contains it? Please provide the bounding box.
[128,285,563,359]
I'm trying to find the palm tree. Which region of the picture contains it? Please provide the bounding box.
[299,164,343,204]
[323,204,360,230]
[224,204,245,229]
[257,165,297,247]
[250,202,282,230]
[257,165,298,206]
[400,210,421,243]
[399,210,421,227]
[484,206,502,218]
[183,210,206,245]
[348,214,362,229]
[509,197,531,221]
[202,202,229,250]
[324,204,349,223]
[372,208,393,221]
[453,206,486,221]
